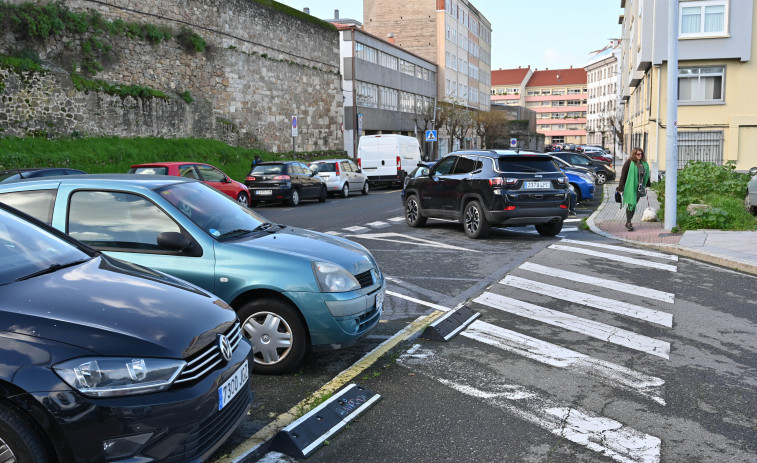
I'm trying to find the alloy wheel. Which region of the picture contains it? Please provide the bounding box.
[0,437,17,463]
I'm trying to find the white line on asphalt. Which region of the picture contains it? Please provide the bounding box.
[560,238,679,261]
[343,232,480,252]
[399,346,662,463]
[385,289,451,312]
[501,275,673,327]
[549,244,678,272]
[342,225,368,232]
[387,216,406,222]
[565,218,582,222]
[325,231,341,235]
[473,292,670,359]
[518,262,675,304]
[366,221,390,228]
[463,321,666,405]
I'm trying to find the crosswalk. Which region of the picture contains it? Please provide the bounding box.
[394,237,678,463]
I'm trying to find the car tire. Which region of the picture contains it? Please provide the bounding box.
[287,189,300,207]
[463,200,491,239]
[318,185,327,202]
[341,183,349,198]
[745,193,757,215]
[405,195,427,227]
[238,298,307,375]
[596,171,607,184]
[361,181,369,195]
[0,405,52,463]
[570,183,582,202]
[236,192,250,207]
[535,220,564,237]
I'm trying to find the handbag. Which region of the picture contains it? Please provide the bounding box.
[641,196,658,222]
[614,191,622,204]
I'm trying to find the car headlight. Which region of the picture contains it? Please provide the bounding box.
[313,261,361,292]
[54,357,186,398]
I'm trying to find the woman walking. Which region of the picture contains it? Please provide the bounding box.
[617,147,651,231]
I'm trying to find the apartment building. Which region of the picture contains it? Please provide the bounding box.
[620,0,757,171]
[491,67,588,147]
[363,0,492,155]
[334,24,437,157]
[585,40,622,155]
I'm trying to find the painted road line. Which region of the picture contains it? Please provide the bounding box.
[399,346,662,463]
[387,216,406,222]
[501,275,673,327]
[518,262,675,304]
[225,292,455,463]
[463,321,666,405]
[560,238,679,261]
[565,218,582,223]
[366,221,390,228]
[473,292,670,359]
[344,232,480,252]
[549,244,678,272]
[342,225,368,233]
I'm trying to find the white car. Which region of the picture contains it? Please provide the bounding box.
[310,158,369,197]
[746,167,757,215]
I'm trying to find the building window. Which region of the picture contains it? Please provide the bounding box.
[379,87,398,111]
[356,43,377,64]
[680,1,727,37]
[399,92,415,113]
[356,81,378,108]
[678,66,724,103]
[379,52,398,71]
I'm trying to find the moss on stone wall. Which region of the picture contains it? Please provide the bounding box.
[249,0,337,31]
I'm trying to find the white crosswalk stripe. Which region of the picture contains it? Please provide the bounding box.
[473,292,670,359]
[387,216,406,222]
[342,225,368,233]
[518,262,675,303]
[399,345,662,463]
[366,221,390,228]
[560,238,679,261]
[549,244,678,272]
[501,275,673,327]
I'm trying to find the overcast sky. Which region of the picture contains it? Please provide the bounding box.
[276,0,623,70]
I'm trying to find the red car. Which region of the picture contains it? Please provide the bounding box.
[128,162,251,206]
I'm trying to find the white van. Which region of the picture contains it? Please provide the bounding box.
[357,134,422,187]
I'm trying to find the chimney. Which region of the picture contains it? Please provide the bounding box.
[334,9,339,19]
[303,7,309,14]
[387,33,395,44]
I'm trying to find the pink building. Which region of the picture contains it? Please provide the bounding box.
[492,67,587,146]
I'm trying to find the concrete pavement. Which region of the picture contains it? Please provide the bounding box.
[587,182,757,276]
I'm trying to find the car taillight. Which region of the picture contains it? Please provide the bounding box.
[504,205,516,211]
[274,175,290,180]
[560,205,568,209]
[489,178,518,186]
[357,157,361,168]
[335,163,340,176]
[246,176,255,181]
[397,156,401,174]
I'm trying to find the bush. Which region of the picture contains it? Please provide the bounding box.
[177,26,206,53]
[179,90,193,104]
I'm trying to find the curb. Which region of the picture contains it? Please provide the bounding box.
[587,184,757,276]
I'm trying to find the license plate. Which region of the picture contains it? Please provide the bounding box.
[218,360,249,411]
[255,190,273,195]
[525,181,551,189]
[375,290,384,312]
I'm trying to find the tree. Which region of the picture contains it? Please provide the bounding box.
[473,110,509,149]
[438,100,472,153]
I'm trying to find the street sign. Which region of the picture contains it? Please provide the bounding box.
[425,130,437,142]
[291,116,298,137]
[510,138,517,148]
[357,113,363,134]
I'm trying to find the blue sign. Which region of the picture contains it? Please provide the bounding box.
[510,138,517,147]
[292,116,298,137]
[426,130,437,142]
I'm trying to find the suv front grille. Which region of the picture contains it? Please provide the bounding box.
[175,321,243,385]
[355,270,374,288]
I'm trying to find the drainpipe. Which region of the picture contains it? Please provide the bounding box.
[655,64,661,167]
[352,30,358,157]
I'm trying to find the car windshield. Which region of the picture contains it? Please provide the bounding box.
[498,156,560,173]
[310,162,336,173]
[0,208,91,285]
[156,182,269,239]
[129,166,168,175]
[251,164,284,174]
[0,172,22,183]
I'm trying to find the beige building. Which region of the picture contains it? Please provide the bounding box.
[363,0,492,155]
[620,0,757,172]
[585,40,622,155]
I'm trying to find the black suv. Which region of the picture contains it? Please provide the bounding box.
[403,150,570,239]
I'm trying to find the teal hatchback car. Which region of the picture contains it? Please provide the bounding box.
[0,175,385,374]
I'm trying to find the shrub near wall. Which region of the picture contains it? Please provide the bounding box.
[0,0,343,153]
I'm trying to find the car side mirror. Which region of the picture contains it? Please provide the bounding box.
[157,232,191,251]
[225,177,232,183]
[749,167,757,176]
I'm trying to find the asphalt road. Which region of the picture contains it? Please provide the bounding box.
[211,186,757,463]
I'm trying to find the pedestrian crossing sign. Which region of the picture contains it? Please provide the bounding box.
[426,130,437,142]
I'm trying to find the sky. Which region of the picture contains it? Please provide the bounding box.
[276,0,623,71]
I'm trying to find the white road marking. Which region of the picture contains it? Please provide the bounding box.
[325,231,341,235]
[473,292,670,359]
[464,321,666,405]
[560,238,679,261]
[342,225,368,233]
[565,218,582,223]
[344,232,480,252]
[399,346,662,463]
[366,221,390,228]
[518,262,675,304]
[549,244,678,272]
[501,275,673,328]
[385,289,451,312]
[388,216,406,222]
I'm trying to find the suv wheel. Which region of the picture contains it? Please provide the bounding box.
[341,183,350,198]
[535,220,564,237]
[463,200,491,239]
[595,172,607,184]
[239,298,307,375]
[405,195,427,227]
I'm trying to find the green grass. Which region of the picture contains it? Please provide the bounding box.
[0,136,345,181]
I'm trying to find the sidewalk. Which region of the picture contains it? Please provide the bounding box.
[587,182,757,276]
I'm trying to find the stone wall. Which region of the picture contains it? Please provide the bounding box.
[0,0,344,152]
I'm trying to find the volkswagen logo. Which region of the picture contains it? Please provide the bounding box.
[217,334,233,362]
